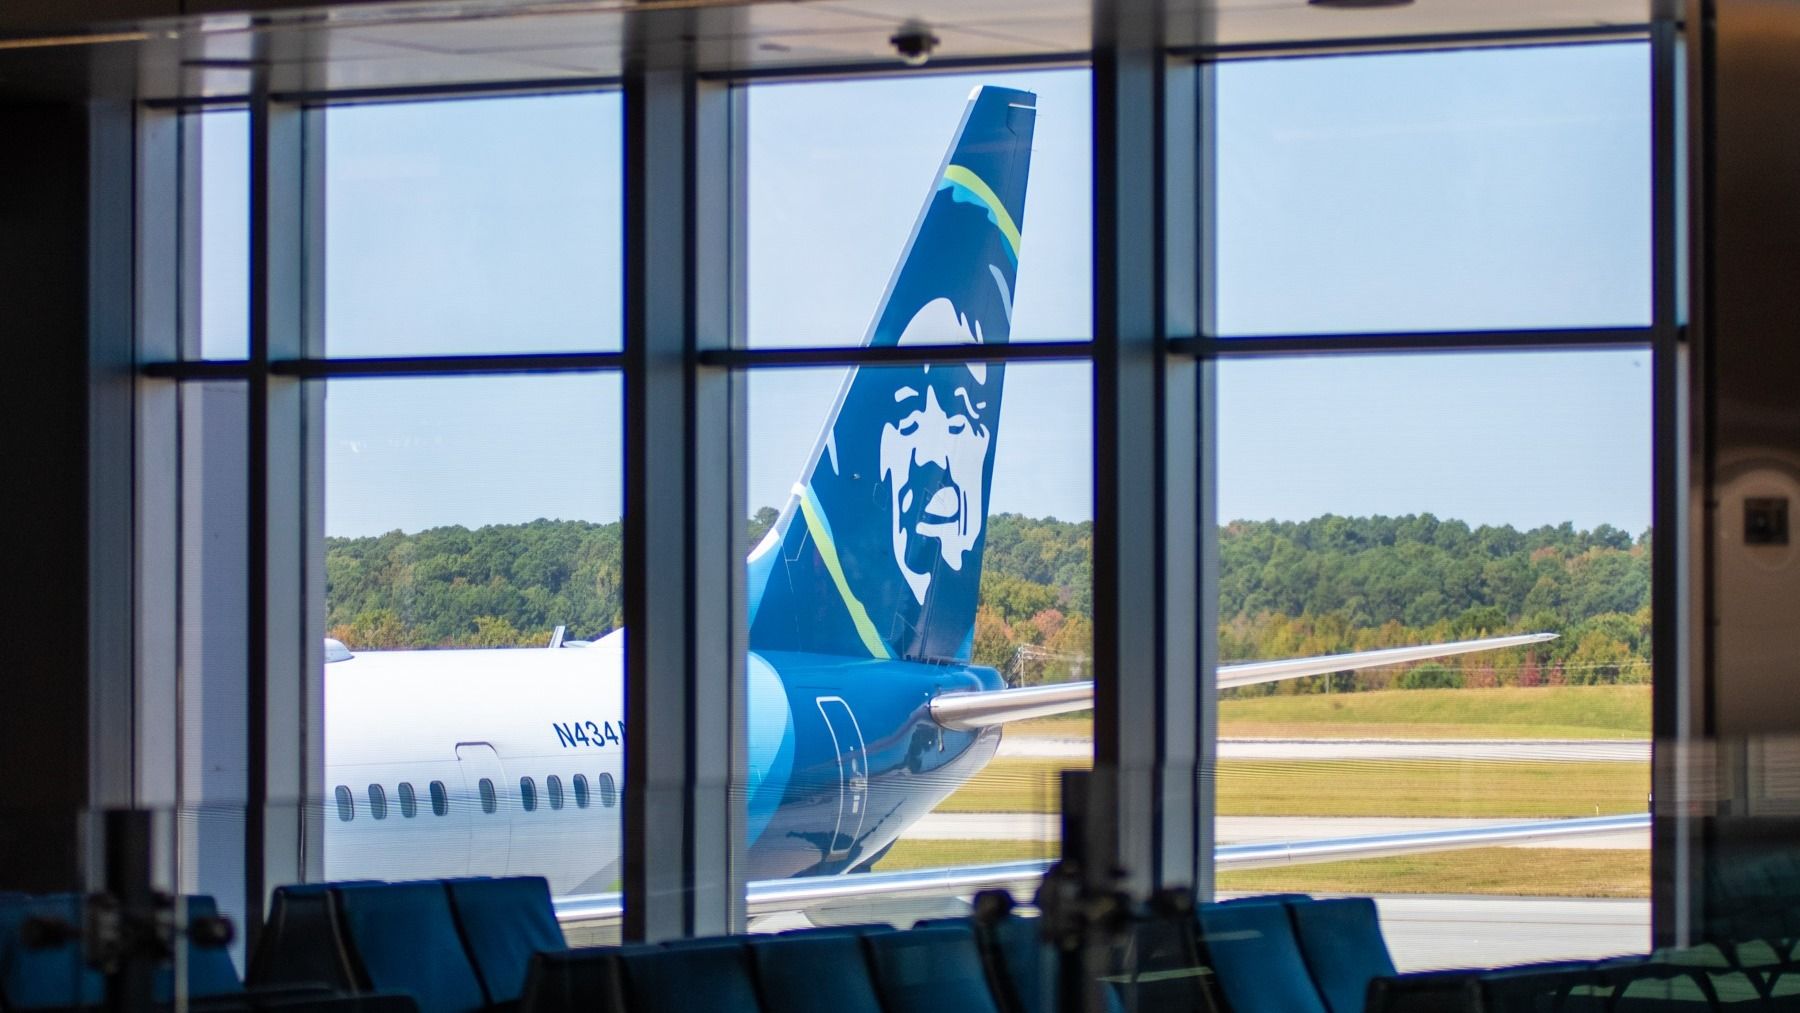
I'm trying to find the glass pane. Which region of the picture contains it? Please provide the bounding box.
[321,373,623,944]
[1215,43,1651,335]
[195,111,249,360]
[747,69,1091,347]
[177,380,251,970]
[1213,350,1651,970]
[322,93,622,356]
[742,362,1091,927]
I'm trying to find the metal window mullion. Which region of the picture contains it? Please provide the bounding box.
[1092,0,1198,897]
[1166,56,1211,896]
[623,48,740,942]
[134,105,183,846]
[1649,13,1698,950]
[246,92,316,934]
[692,75,748,936]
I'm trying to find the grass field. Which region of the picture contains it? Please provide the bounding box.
[936,757,1649,818]
[873,840,1648,898]
[1015,686,1651,741]
[871,845,1648,899]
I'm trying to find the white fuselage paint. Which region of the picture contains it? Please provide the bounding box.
[323,636,626,895]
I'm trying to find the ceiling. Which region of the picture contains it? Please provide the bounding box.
[0,0,1658,102]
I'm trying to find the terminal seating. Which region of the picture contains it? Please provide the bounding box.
[514,895,1378,1013]
[249,877,566,1013]
[0,891,412,1013]
[240,877,1800,1013]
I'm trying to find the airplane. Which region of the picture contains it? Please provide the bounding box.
[320,84,1567,896]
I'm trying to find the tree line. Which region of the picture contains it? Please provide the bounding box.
[326,511,1650,693]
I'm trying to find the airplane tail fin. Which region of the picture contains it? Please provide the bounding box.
[748,85,1037,664]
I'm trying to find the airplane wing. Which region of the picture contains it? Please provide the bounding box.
[553,811,1647,928]
[928,632,1558,731]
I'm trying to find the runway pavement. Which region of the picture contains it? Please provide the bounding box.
[998,736,1651,762]
[906,812,1650,849]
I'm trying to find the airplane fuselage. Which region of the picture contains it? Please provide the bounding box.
[322,640,1005,893]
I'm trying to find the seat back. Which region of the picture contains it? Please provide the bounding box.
[619,939,761,1013]
[1113,912,1211,1013]
[864,924,1003,1013]
[1288,898,1395,1013]
[982,915,1058,1013]
[247,882,373,991]
[174,894,245,999]
[1195,900,1328,1013]
[443,877,566,1006]
[749,932,884,1013]
[334,882,488,1013]
[1218,894,1311,907]
[519,947,627,1013]
[0,893,102,1010]
[1468,961,1605,1013]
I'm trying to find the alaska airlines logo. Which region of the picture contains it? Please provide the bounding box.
[882,299,994,605]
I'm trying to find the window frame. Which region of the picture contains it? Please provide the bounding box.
[134,19,1685,950]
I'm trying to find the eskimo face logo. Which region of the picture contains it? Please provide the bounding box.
[880,298,994,604]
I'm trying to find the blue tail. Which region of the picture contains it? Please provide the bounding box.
[747,85,1037,664]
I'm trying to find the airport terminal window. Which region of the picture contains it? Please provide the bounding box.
[746,69,1091,348]
[146,36,1670,959]
[192,110,249,360]
[742,361,1091,914]
[1210,349,1651,969]
[1214,42,1651,336]
[318,371,622,888]
[320,92,622,356]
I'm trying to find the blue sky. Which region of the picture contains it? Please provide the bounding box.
[200,45,1653,538]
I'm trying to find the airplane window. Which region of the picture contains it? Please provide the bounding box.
[397,781,417,818]
[547,775,564,810]
[368,784,388,820]
[479,777,497,814]
[429,780,448,816]
[597,772,617,808]
[335,785,354,822]
[520,776,538,813]
[572,773,589,809]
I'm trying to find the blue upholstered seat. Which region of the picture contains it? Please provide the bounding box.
[248,882,377,992]
[864,924,1002,1013]
[749,932,884,1013]
[1195,899,1329,1013]
[1288,897,1396,1013]
[1467,961,1606,1013]
[983,915,1057,1013]
[619,939,761,1013]
[1115,912,1210,1013]
[518,947,627,1013]
[334,883,488,1013]
[178,894,247,1000]
[443,877,566,1006]
[0,893,102,1010]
